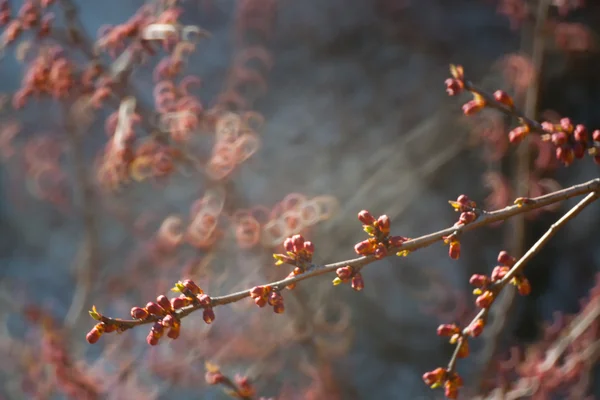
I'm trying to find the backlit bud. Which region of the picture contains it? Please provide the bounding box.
[493,90,513,107]
[351,273,364,291]
[354,239,373,255]
[437,324,460,337]
[131,307,149,319]
[303,241,314,254]
[146,301,166,317]
[462,99,485,116]
[449,241,460,260]
[508,125,529,144]
[336,266,353,281]
[422,367,446,387]
[357,210,376,225]
[491,266,510,281]
[156,295,172,311]
[476,291,494,308]
[497,250,516,266]
[291,234,304,253]
[469,274,490,288]
[457,338,469,358]
[203,308,215,324]
[182,279,202,295]
[376,215,390,234]
[468,319,485,337]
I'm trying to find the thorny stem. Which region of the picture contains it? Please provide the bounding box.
[446,190,599,374]
[96,178,600,331]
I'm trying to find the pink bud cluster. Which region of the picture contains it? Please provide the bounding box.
[422,367,464,399]
[86,279,214,346]
[353,210,408,259]
[272,234,315,289]
[249,285,285,314]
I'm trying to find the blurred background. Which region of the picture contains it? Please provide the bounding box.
[1,0,600,399]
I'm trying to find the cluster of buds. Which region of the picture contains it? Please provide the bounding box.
[449,194,478,227]
[1,0,55,46]
[470,250,530,310]
[444,64,465,96]
[205,363,256,398]
[332,265,364,291]
[442,233,461,260]
[13,47,76,109]
[354,210,408,259]
[85,307,117,344]
[273,234,315,289]
[446,65,600,167]
[249,285,285,314]
[436,324,470,359]
[422,367,464,399]
[538,118,600,166]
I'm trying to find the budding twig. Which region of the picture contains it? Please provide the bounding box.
[94,178,600,331]
[446,190,599,374]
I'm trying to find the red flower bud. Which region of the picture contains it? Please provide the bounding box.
[518,279,531,296]
[491,266,510,281]
[86,327,102,344]
[497,250,516,266]
[162,314,175,327]
[336,266,353,281]
[468,319,485,337]
[182,279,202,295]
[283,237,294,252]
[374,243,387,259]
[422,367,446,386]
[198,294,211,307]
[303,241,314,254]
[458,211,476,224]
[254,297,267,307]
[291,234,305,253]
[551,131,568,146]
[457,338,469,358]
[146,301,166,317]
[273,303,285,314]
[205,371,225,385]
[203,308,215,324]
[445,78,464,96]
[448,241,460,260]
[469,274,490,288]
[351,273,364,291]
[560,117,573,133]
[171,296,190,309]
[376,215,390,234]
[131,307,149,319]
[354,239,374,256]
[574,124,588,144]
[389,235,407,247]
[167,324,180,339]
[493,90,513,108]
[462,99,485,116]
[508,125,529,144]
[437,324,460,337]
[146,333,159,346]
[156,295,172,312]
[593,130,600,142]
[476,291,494,308]
[357,210,376,225]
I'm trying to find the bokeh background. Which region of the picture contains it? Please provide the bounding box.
[1,0,600,399]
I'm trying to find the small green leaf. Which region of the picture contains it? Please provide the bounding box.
[89,305,101,321]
